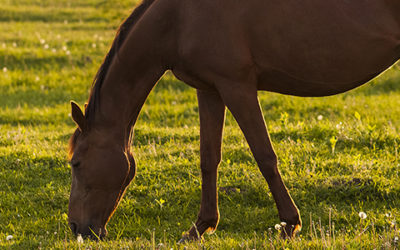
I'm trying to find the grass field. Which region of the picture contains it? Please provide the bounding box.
[0,0,399,248]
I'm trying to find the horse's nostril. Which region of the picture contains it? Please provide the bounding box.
[69,222,78,235]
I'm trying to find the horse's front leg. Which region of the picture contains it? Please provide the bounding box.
[179,89,226,242]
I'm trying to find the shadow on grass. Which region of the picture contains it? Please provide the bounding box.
[0,8,108,23]
[0,52,94,71]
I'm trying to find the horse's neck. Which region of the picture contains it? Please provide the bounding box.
[91,2,173,144]
[96,57,165,132]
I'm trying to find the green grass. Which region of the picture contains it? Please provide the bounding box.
[0,0,399,248]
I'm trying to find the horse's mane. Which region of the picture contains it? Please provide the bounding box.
[68,0,155,158]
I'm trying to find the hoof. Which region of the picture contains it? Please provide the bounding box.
[177,234,191,244]
[280,223,301,239]
[177,233,201,244]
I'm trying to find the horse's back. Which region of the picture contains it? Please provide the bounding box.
[173,0,400,96]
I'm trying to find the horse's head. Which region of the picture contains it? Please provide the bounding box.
[67,102,136,239]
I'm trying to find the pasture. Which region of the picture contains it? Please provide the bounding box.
[0,0,399,248]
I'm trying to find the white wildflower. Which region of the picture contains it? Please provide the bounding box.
[64,20,68,24]
[66,50,71,55]
[2,43,5,48]
[358,211,367,220]
[62,46,67,51]
[92,43,97,48]
[40,39,45,44]
[51,48,57,53]
[275,224,281,230]
[281,221,287,227]
[44,44,49,49]
[77,234,84,243]
[317,115,323,121]
[35,76,40,81]
[3,67,7,73]
[12,42,17,47]
[6,235,13,241]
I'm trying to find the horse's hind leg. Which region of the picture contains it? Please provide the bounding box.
[179,89,226,242]
[218,86,301,237]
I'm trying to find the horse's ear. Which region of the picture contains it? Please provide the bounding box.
[71,101,86,131]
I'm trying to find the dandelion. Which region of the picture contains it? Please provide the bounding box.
[358,211,367,220]
[275,224,281,230]
[354,111,361,121]
[6,235,13,241]
[3,67,7,73]
[77,234,84,243]
[44,44,49,49]
[317,115,323,121]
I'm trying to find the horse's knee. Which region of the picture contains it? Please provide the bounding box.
[256,153,279,179]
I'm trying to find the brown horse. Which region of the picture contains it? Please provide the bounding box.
[67,0,400,240]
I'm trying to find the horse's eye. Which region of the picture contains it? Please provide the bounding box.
[69,160,81,168]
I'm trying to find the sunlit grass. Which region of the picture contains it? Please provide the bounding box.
[0,0,399,248]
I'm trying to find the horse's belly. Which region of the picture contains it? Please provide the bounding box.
[256,67,386,97]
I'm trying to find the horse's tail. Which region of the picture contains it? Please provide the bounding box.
[86,0,157,119]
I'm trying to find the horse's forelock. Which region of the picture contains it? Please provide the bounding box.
[68,129,81,159]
